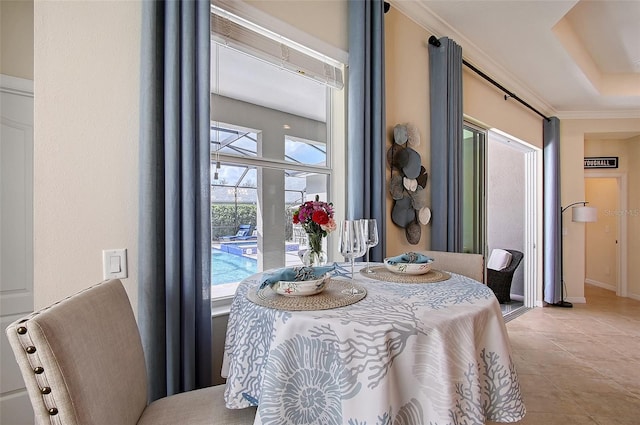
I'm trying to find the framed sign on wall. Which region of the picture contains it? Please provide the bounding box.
[584,157,618,169]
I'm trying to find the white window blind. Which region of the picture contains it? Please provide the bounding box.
[210,6,344,90]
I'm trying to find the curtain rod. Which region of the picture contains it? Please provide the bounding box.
[428,36,550,121]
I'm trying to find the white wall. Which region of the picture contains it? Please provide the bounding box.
[34,0,141,308]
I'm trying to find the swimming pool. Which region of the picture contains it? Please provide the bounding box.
[219,242,300,256]
[212,249,257,285]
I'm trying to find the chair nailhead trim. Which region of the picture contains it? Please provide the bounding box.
[13,320,59,419]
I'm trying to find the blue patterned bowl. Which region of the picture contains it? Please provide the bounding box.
[383,258,434,275]
[273,273,330,297]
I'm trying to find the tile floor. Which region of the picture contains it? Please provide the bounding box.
[488,284,640,425]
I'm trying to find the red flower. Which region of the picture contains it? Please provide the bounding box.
[312,210,329,225]
[293,212,300,224]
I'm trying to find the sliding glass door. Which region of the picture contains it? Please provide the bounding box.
[461,123,486,255]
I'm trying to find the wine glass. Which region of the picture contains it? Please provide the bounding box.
[338,220,367,293]
[360,219,379,274]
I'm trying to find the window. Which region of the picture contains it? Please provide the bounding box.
[210,7,344,300]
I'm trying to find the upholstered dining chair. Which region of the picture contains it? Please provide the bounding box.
[5,279,256,425]
[416,250,485,283]
[487,249,524,303]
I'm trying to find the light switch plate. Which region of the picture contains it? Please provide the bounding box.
[102,249,128,280]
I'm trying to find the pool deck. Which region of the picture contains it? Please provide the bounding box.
[212,240,303,266]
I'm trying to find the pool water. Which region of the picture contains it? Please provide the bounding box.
[212,249,257,285]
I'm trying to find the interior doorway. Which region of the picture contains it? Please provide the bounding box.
[584,173,628,297]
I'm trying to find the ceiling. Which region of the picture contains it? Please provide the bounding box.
[392,0,640,122]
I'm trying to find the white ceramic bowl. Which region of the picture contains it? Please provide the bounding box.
[383,258,434,275]
[273,273,330,297]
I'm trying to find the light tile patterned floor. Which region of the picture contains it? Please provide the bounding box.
[488,284,640,425]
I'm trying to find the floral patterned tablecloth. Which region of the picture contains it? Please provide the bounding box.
[222,264,525,425]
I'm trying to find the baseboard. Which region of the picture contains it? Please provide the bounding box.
[585,279,616,292]
[584,280,640,301]
[565,296,586,304]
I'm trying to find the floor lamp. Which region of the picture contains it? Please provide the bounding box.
[556,201,598,308]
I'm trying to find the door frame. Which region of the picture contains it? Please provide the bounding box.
[584,171,627,297]
[1,73,35,424]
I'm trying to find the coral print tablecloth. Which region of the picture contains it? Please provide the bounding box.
[222,264,525,425]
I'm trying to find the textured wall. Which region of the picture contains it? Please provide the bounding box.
[34,0,141,308]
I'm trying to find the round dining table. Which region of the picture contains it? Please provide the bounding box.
[221,263,525,424]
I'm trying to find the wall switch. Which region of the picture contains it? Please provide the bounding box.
[102,249,128,280]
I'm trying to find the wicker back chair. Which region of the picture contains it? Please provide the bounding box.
[487,249,523,303]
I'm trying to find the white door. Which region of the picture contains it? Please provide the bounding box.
[1,75,34,425]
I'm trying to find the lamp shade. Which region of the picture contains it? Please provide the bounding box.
[572,206,597,222]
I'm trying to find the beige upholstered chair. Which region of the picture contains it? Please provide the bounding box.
[5,279,255,425]
[417,250,485,283]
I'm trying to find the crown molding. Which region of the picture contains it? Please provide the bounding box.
[556,109,640,120]
[390,0,556,118]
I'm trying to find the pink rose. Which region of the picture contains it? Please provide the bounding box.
[321,218,337,233]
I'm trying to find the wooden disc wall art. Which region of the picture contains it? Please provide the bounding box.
[387,123,431,244]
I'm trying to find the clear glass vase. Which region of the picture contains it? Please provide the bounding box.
[303,232,327,266]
